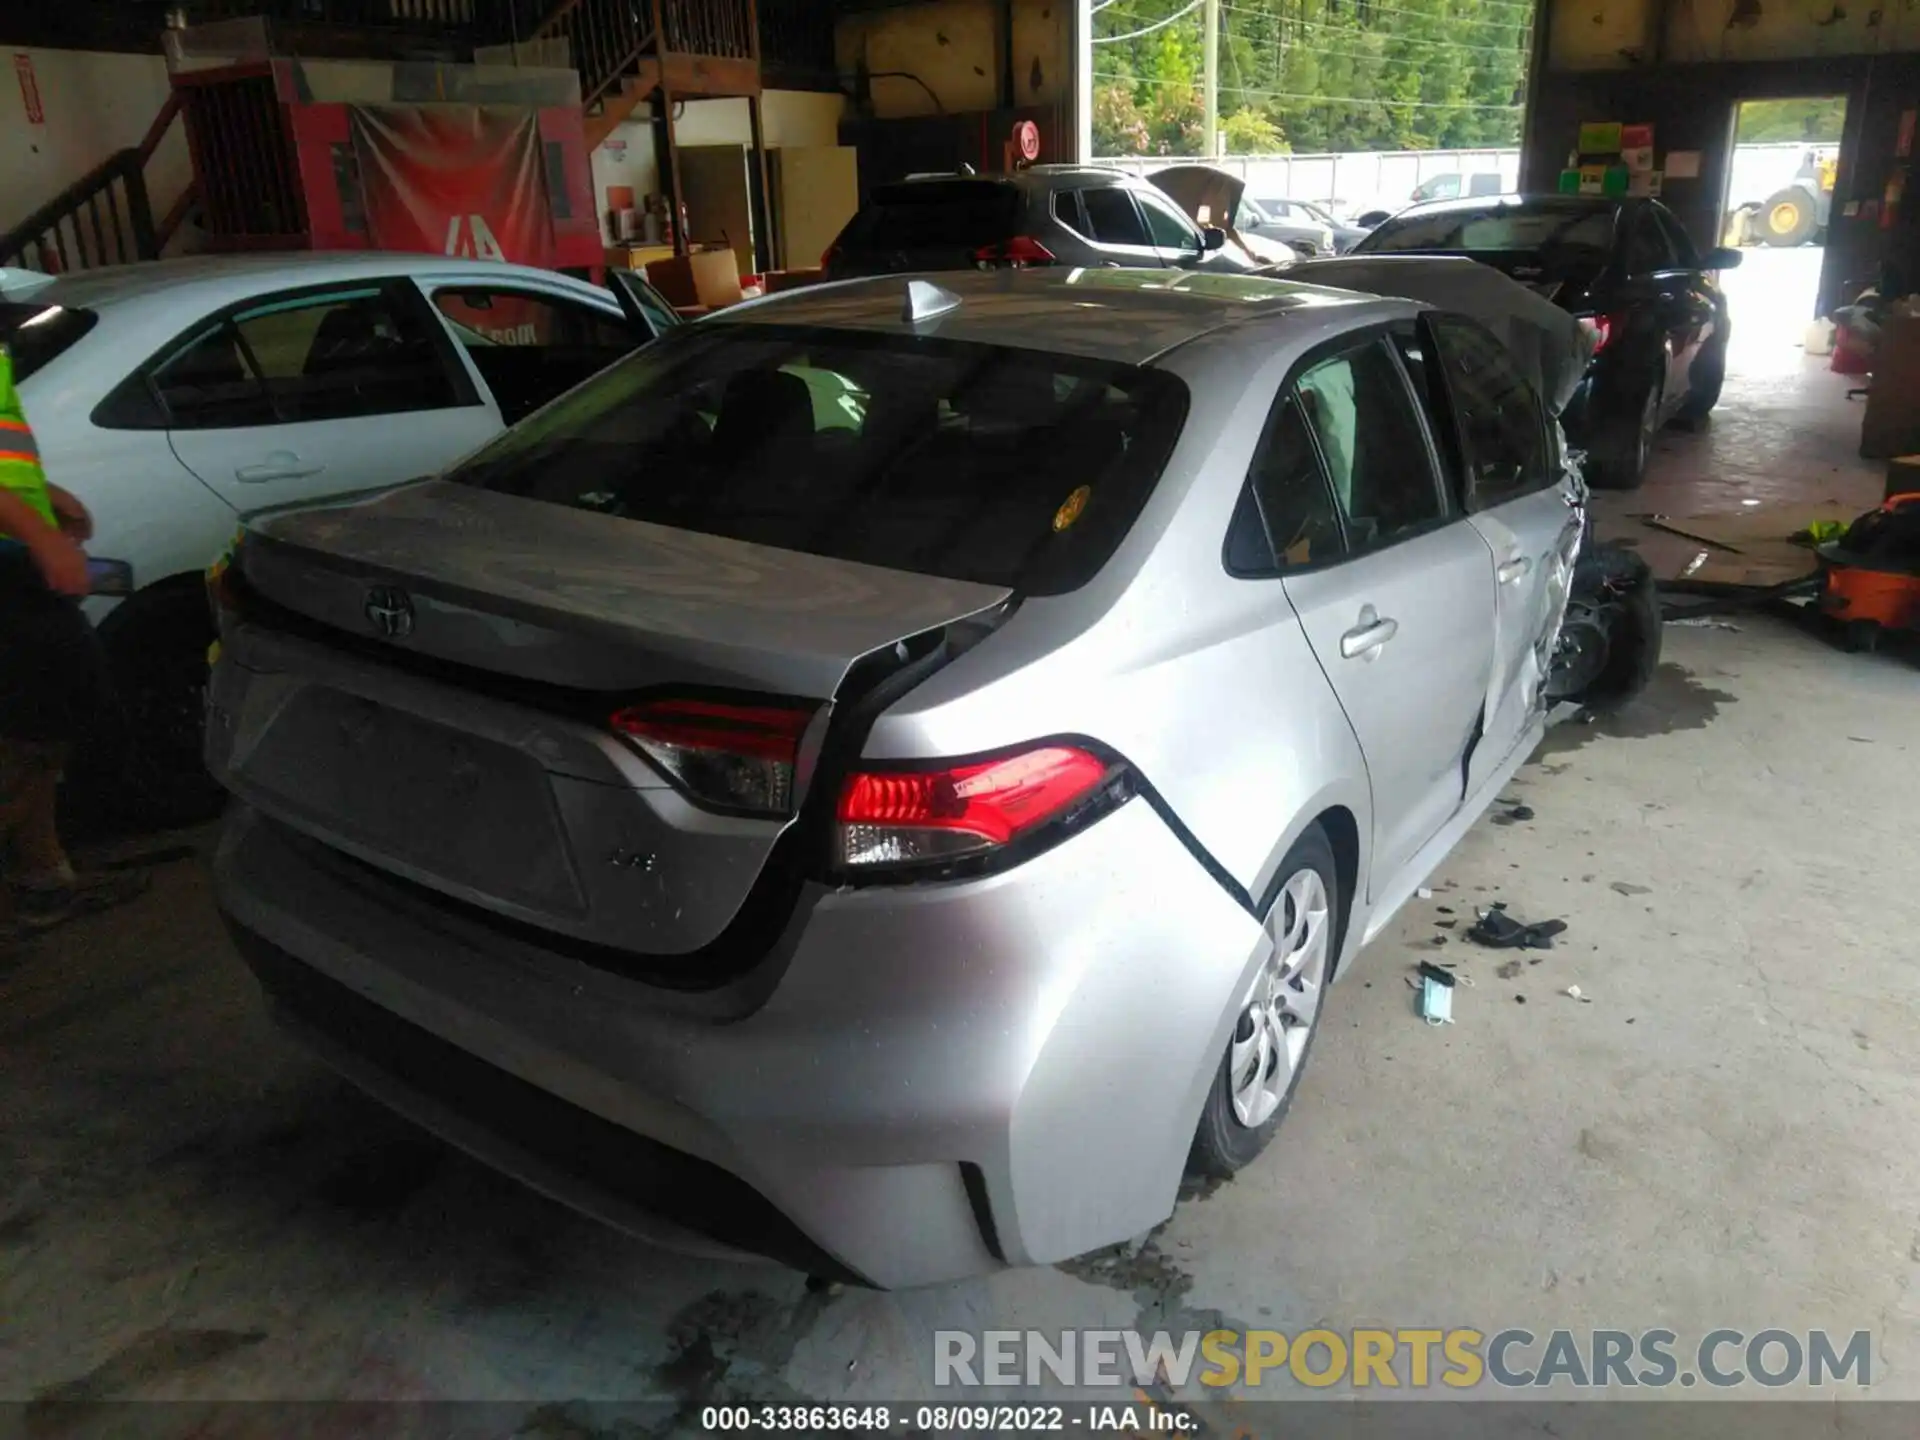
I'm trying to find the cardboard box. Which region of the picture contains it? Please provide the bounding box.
[763,268,826,295]
[1861,308,1920,459]
[604,244,676,272]
[645,248,743,309]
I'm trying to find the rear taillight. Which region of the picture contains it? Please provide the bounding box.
[1577,314,1618,353]
[819,242,840,270]
[836,744,1116,871]
[611,698,814,817]
[972,235,1056,269]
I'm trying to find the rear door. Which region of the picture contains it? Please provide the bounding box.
[1415,312,1581,784]
[1275,333,1497,894]
[1620,203,1695,404]
[160,279,496,511]
[421,280,652,427]
[1652,205,1719,397]
[831,179,1021,273]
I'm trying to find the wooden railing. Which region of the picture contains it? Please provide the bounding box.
[534,0,656,106]
[663,0,753,61]
[0,93,194,275]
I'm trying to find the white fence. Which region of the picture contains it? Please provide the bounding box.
[1092,141,1838,222]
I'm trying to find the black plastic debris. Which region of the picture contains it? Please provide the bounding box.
[1508,804,1535,821]
[1468,907,1567,951]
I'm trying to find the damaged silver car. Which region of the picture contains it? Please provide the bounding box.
[208,267,1634,1289]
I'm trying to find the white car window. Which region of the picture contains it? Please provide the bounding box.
[154,284,462,430]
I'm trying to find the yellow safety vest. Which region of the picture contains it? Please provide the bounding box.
[0,346,56,539]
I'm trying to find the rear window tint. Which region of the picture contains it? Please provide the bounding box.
[841,182,1020,252]
[448,324,1189,596]
[0,302,99,382]
[1365,203,1617,255]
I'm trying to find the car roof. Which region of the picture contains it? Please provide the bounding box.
[1389,193,1624,220]
[879,166,1144,194]
[15,251,602,314]
[714,267,1390,365]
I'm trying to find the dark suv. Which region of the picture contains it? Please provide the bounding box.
[821,166,1265,279]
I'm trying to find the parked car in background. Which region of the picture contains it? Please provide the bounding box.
[1412,171,1506,204]
[1351,194,1740,488]
[1251,197,1371,253]
[208,266,1628,1289]
[821,167,1268,279]
[1147,166,1302,267]
[1,253,678,824]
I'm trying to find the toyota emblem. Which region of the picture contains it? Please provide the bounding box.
[363,585,415,640]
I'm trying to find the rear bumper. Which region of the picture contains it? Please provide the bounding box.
[213,796,1263,1288]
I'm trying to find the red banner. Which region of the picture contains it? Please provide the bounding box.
[349,105,555,268]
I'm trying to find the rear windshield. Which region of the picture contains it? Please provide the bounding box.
[1363,203,1618,256]
[839,181,1021,253]
[447,323,1189,596]
[0,302,99,382]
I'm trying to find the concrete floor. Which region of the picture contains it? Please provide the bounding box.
[7,248,1920,1419]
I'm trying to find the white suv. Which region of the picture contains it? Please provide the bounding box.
[4,252,678,823]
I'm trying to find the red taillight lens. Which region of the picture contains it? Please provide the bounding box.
[836,745,1111,869]
[1578,314,1616,353]
[972,235,1056,268]
[819,243,839,270]
[610,698,814,816]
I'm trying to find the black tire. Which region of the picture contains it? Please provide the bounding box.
[1188,823,1340,1180]
[1841,619,1881,654]
[1762,187,1818,247]
[1677,332,1728,423]
[1559,544,1662,713]
[88,583,225,830]
[1587,376,1661,490]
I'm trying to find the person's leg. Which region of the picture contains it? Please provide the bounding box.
[0,581,146,933]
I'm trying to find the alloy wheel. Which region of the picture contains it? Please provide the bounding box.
[1229,867,1332,1128]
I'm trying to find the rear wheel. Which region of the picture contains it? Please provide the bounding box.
[92,586,225,830]
[1588,376,1661,490]
[1188,825,1339,1179]
[1677,331,1729,423]
[1762,187,1818,247]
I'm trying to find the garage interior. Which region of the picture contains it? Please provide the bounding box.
[5,0,1920,1420]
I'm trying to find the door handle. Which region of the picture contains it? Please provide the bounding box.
[1340,606,1399,660]
[235,453,324,483]
[1498,556,1532,585]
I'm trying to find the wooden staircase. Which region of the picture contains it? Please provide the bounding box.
[0,93,196,274]
[532,0,761,150]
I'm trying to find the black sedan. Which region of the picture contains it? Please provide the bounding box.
[1351,194,1740,488]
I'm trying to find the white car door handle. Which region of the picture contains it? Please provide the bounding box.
[235,454,324,483]
[1340,609,1399,659]
[1498,556,1532,585]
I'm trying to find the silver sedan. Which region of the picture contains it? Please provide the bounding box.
[209,267,1593,1287]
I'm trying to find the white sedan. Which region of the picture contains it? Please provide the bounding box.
[3,252,679,823]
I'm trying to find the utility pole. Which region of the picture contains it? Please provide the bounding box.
[1203,0,1220,159]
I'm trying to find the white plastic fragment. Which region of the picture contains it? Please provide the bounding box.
[1564,984,1593,1003]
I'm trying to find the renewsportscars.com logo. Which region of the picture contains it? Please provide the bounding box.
[934,1328,1873,1391]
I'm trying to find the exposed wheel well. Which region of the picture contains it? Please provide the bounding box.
[1315,805,1361,972]
[95,571,210,645]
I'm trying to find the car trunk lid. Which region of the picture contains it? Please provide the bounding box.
[238,480,1011,697]
[217,482,1011,958]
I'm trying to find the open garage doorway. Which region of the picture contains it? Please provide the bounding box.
[1717,96,1847,373]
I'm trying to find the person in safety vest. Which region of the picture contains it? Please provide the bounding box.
[0,343,146,937]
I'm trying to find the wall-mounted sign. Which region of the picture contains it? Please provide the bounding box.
[1578,121,1623,155]
[1665,150,1702,179]
[14,53,44,127]
[1621,122,1654,151]
[1012,119,1041,163]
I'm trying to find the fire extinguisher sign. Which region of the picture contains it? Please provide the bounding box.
[14,54,44,127]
